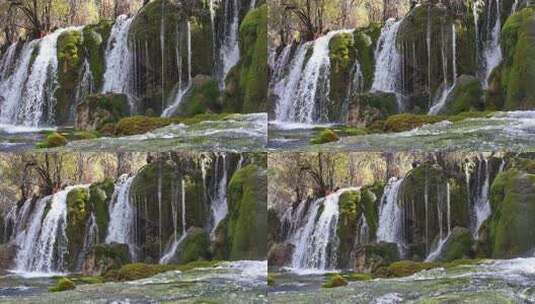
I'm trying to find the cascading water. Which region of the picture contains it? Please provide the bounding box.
[473,158,491,238]
[160,178,188,264]
[290,189,357,271]
[425,182,452,261]
[210,153,228,237]
[15,186,84,273]
[273,30,353,124]
[0,27,79,127]
[101,15,135,111]
[481,0,502,88]
[371,19,404,110]
[106,174,136,259]
[161,21,192,117]
[377,177,405,256]
[219,0,240,88]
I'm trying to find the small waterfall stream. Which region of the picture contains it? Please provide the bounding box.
[106,174,136,259]
[377,177,405,256]
[482,0,503,88]
[473,158,491,238]
[425,182,452,261]
[371,19,404,110]
[219,0,240,88]
[160,178,188,264]
[101,15,135,111]
[210,153,229,237]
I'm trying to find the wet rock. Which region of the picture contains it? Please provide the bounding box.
[81,243,131,276]
[353,242,400,273]
[0,244,16,272]
[268,243,295,268]
[346,92,398,128]
[434,226,474,262]
[436,75,484,115]
[75,94,129,131]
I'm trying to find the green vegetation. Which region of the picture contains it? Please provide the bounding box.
[106,260,220,282]
[310,129,339,144]
[49,277,76,292]
[82,21,113,91]
[322,274,348,288]
[66,187,90,270]
[343,272,373,281]
[36,132,68,148]
[179,78,221,116]
[177,228,210,264]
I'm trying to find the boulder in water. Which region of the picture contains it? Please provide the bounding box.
[353,242,400,273]
[268,242,295,268]
[75,94,129,131]
[433,226,474,262]
[435,75,484,115]
[81,243,131,276]
[346,92,398,128]
[172,226,210,264]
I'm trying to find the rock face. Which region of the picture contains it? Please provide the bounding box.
[268,243,294,268]
[353,242,400,273]
[488,167,535,258]
[435,226,474,262]
[346,93,398,127]
[0,244,15,272]
[437,75,483,115]
[75,94,129,131]
[398,163,470,260]
[171,227,210,264]
[81,243,131,276]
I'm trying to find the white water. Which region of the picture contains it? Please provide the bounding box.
[273,30,353,124]
[428,24,457,115]
[425,182,452,262]
[101,15,135,111]
[290,188,358,271]
[210,153,228,237]
[160,178,188,264]
[371,19,404,110]
[15,186,84,273]
[473,158,491,238]
[106,175,136,258]
[377,177,405,255]
[220,0,240,88]
[482,0,503,88]
[162,21,192,117]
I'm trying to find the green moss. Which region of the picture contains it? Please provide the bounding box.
[386,260,436,278]
[353,24,381,90]
[267,273,275,286]
[177,228,210,264]
[322,274,348,288]
[36,132,68,148]
[89,179,114,241]
[227,164,267,260]
[383,114,446,132]
[500,7,535,110]
[439,227,473,262]
[337,190,360,268]
[66,187,90,270]
[328,32,356,119]
[82,21,112,91]
[343,272,372,281]
[49,277,76,292]
[347,93,398,127]
[110,260,220,281]
[310,129,339,144]
[55,29,84,124]
[440,76,484,115]
[179,78,221,116]
[488,168,535,258]
[360,182,384,237]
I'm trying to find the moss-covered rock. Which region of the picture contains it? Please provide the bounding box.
[81,243,131,276]
[322,274,348,288]
[178,75,221,116]
[310,128,339,144]
[383,114,446,132]
[353,242,400,273]
[82,20,113,91]
[328,32,357,119]
[76,93,130,131]
[49,277,76,292]
[223,5,267,113]
[37,132,68,148]
[337,190,360,268]
[55,29,84,124]
[498,7,535,110]
[385,260,436,277]
[438,75,484,115]
[435,227,474,262]
[66,187,90,270]
[226,164,267,260]
[175,227,210,264]
[346,92,398,127]
[353,24,382,91]
[108,260,220,281]
[488,168,535,258]
[88,179,115,241]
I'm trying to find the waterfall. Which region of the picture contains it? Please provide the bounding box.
[101,15,135,111]
[473,158,491,238]
[106,174,136,259]
[273,30,353,124]
[425,182,452,262]
[77,213,99,269]
[73,59,94,117]
[0,42,18,80]
[481,0,503,88]
[219,0,240,88]
[371,19,404,110]
[377,177,405,256]
[210,153,228,237]
[0,27,79,127]
[428,23,457,115]
[161,21,192,117]
[290,189,357,271]
[4,198,33,242]
[15,186,84,273]
[160,178,187,264]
